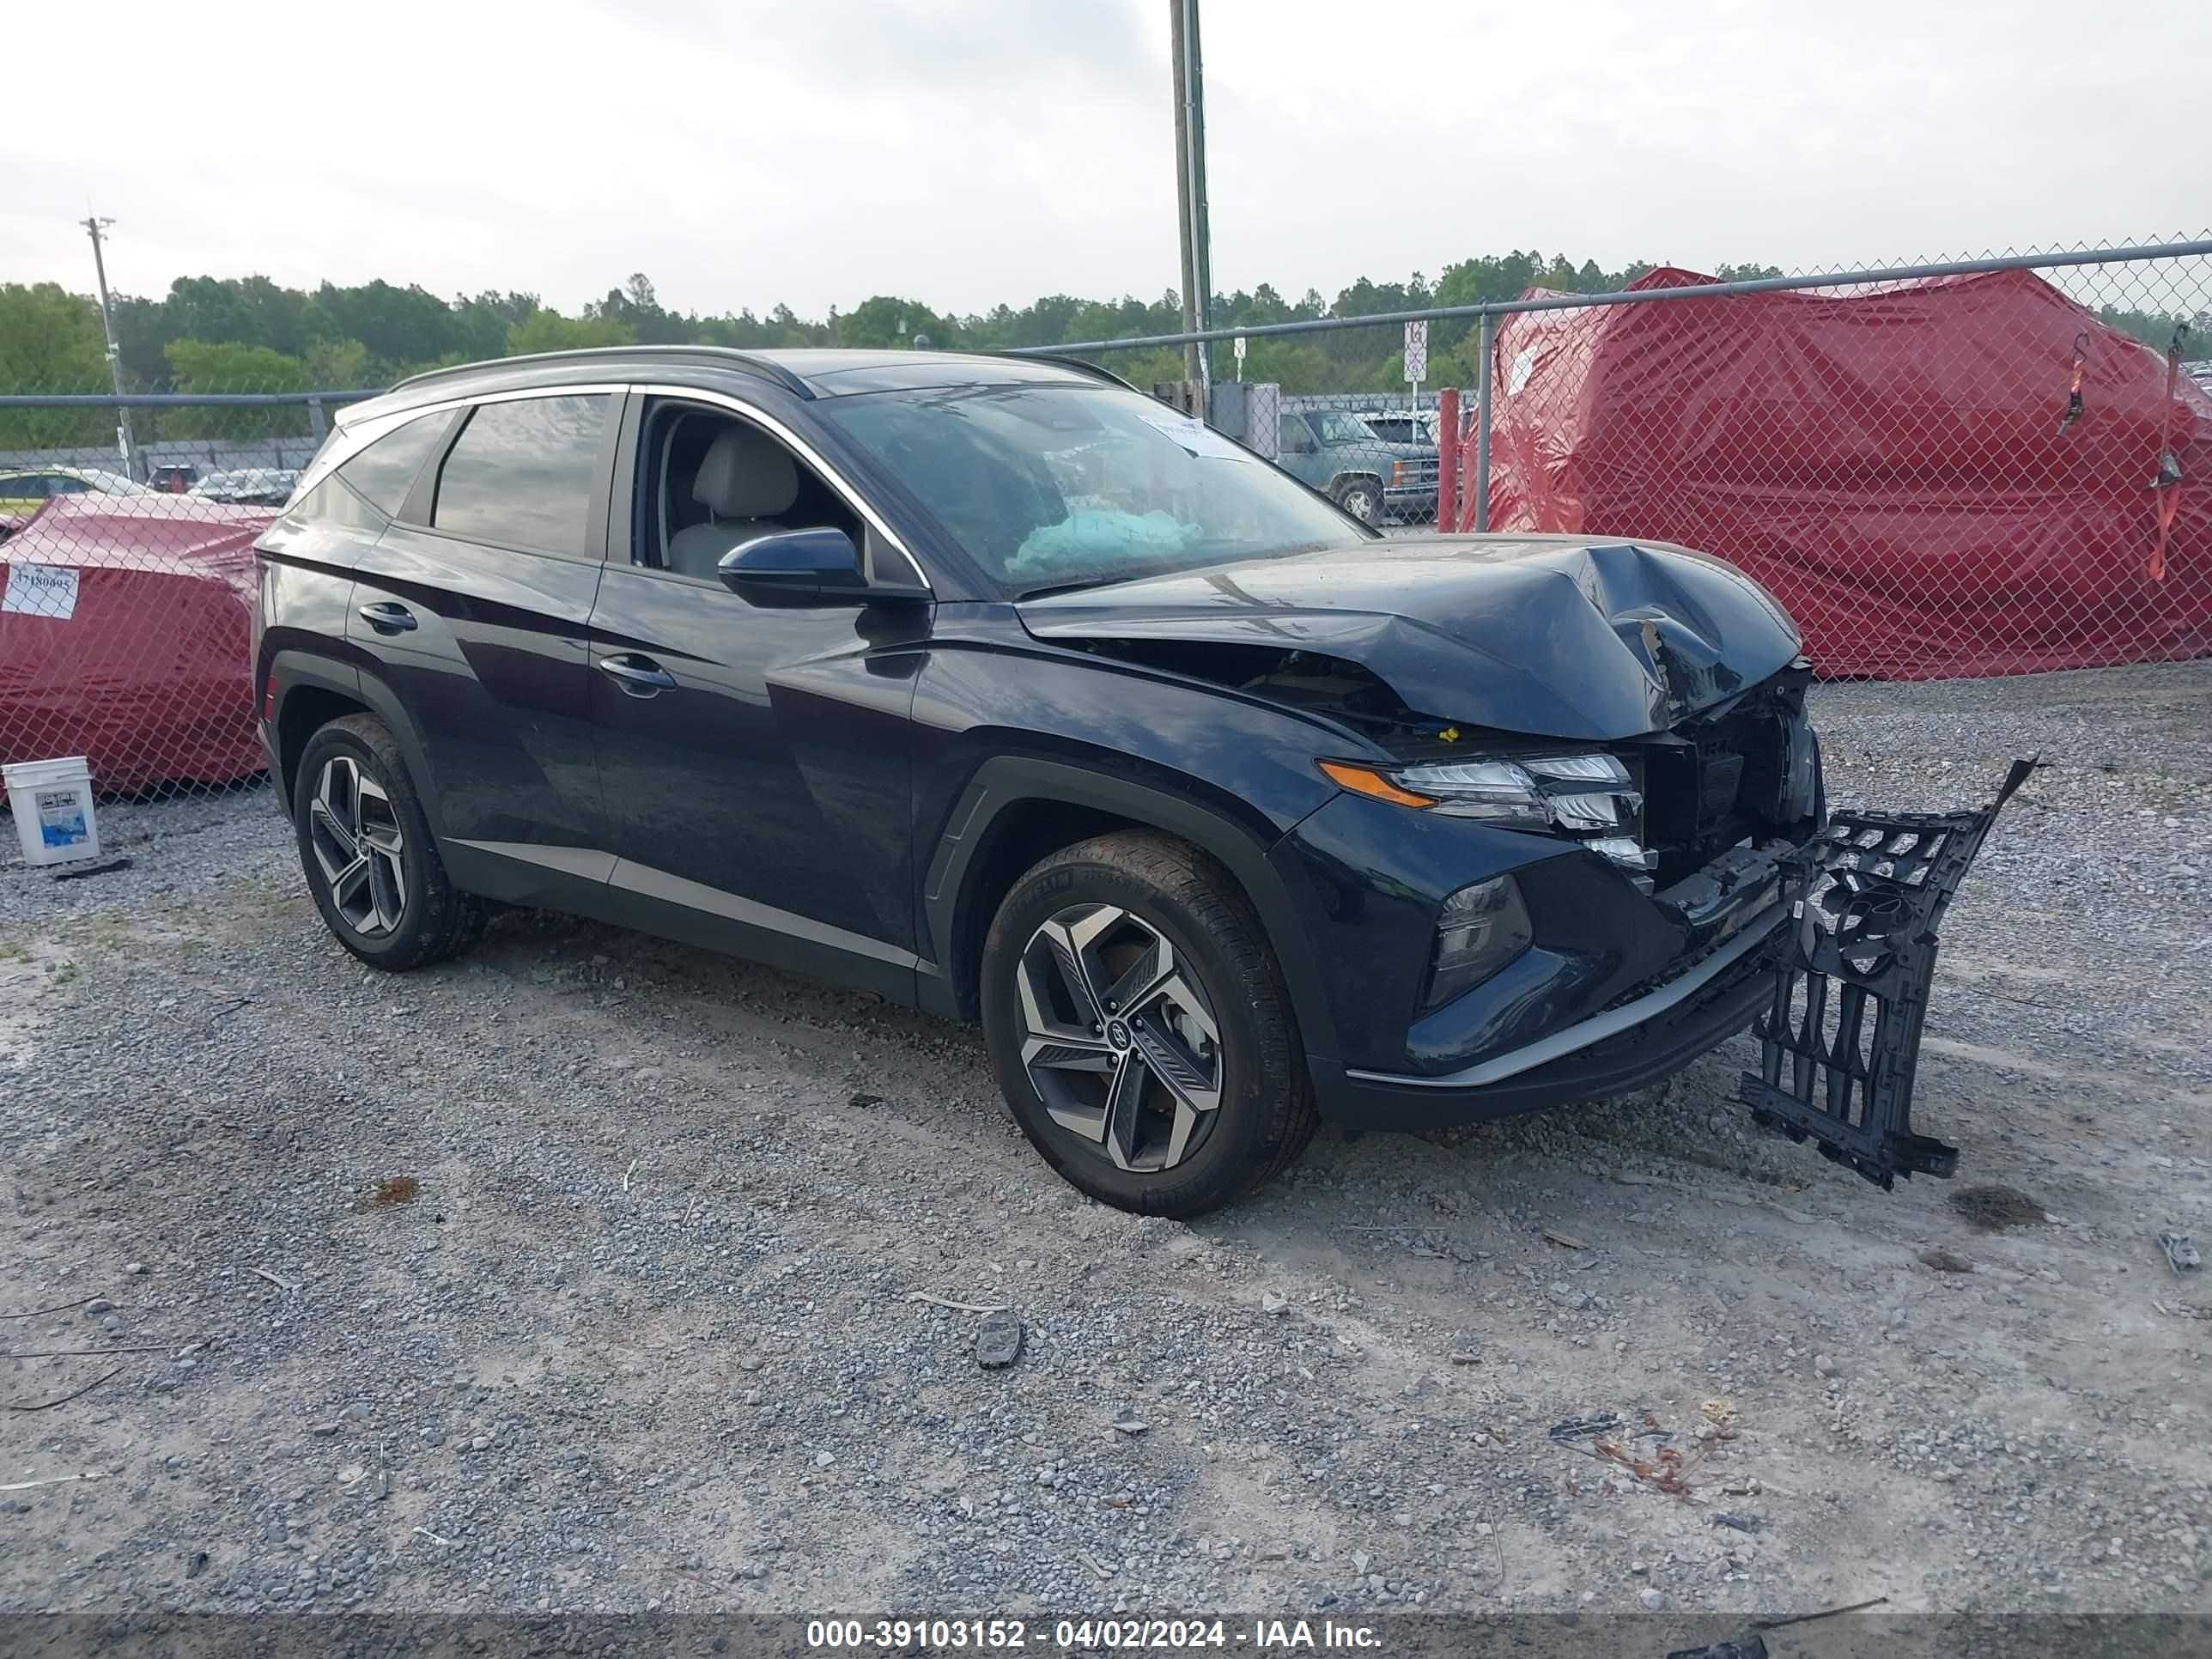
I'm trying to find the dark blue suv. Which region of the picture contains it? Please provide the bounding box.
[253,346,1836,1217]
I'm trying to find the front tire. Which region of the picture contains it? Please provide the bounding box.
[1334,477,1382,526]
[294,714,483,971]
[981,831,1318,1218]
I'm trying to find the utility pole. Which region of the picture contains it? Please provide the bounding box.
[1168,0,1212,415]
[82,215,137,481]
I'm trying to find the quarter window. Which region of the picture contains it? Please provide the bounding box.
[335,411,453,518]
[430,395,611,556]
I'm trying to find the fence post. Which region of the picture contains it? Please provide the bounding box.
[1436,387,1460,530]
[1473,313,1495,532]
[307,396,327,441]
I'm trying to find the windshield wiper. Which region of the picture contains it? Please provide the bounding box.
[1015,576,1123,600]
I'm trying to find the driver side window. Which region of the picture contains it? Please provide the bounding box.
[632,399,865,583]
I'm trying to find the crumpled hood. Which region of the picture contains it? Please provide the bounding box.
[1016,536,1803,740]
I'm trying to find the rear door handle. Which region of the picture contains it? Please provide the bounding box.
[596,653,677,696]
[356,601,417,634]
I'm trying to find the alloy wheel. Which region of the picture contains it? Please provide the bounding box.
[307,754,408,937]
[1014,903,1224,1172]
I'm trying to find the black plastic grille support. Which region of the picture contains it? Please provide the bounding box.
[1739,758,2039,1188]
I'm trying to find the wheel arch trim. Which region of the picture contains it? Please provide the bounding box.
[267,651,446,838]
[921,757,1340,1061]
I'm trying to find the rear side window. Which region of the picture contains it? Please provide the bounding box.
[430,395,610,556]
[336,411,451,517]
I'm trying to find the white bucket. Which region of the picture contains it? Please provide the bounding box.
[3,756,101,867]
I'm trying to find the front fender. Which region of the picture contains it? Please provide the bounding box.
[910,637,1350,1058]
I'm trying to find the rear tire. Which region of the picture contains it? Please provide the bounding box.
[294,714,483,972]
[981,830,1318,1218]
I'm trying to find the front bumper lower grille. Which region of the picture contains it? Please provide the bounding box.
[1738,758,2038,1188]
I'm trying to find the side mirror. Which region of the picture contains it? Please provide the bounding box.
[717,526,866,597]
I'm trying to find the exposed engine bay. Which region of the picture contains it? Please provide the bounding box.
[1066,636,1824,892]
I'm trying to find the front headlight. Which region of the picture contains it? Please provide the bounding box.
[1321,753,1637,831]
[1425,875,1533,1009]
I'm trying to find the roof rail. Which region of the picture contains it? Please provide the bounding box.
[982,352,1141,394]
[387,345,811,398]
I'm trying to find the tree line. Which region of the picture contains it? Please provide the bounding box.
[0,253,1697,448]
[0,252,2197,451]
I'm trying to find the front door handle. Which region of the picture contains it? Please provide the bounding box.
[356,601,417,634]
[596,653,677,696]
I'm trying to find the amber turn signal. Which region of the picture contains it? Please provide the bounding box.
[1317,761,1437,808]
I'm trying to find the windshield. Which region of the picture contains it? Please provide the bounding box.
[79,469,152,495]
[818,384,1372,593]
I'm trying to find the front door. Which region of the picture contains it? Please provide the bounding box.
[584,395,927,998]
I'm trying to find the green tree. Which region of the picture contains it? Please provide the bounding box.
[586,272,691,345]
[507,310,635,355]
[306,280,466,375]
[164,276,261,349]
[839,295,952,348]
[453,290,541,360]
[161,338,313,440]
[302,337,373,389]
[0,283,112,444]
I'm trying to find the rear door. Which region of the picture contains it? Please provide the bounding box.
[345,389,621,902]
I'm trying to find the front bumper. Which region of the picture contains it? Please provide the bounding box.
[1269,773,1808,1127]
[1307,901,1784,1129]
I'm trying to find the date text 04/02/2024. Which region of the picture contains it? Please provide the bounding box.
[804,1618,1382,1650]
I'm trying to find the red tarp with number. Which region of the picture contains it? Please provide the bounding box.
[0,495,272,798]
[1479,266,2212,678]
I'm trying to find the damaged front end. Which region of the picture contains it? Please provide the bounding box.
[1019,537,2031,1190]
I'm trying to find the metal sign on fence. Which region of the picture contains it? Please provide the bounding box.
[1403,319,1427,385]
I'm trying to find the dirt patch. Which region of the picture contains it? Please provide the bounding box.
[1948,1183,2047,1232]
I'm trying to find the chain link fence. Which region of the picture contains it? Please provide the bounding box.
[0,389,379,813]
[1063,236,2212,683]
[0,235,2205,814]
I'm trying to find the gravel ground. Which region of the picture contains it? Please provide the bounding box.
[2,664,2208,1621]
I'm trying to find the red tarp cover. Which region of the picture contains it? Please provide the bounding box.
[1,495,273,797]
[1481,266,2212,678]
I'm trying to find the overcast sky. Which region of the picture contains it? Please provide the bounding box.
[3,0,2201,319]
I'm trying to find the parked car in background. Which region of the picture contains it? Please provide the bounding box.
[150,463,203,493]
[252,344,1878,1218]
[1273,408,1437,525]
[191,468,301,506]
[0,465,152,538]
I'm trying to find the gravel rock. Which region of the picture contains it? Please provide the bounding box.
[974,1311,1024,1369]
